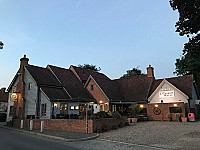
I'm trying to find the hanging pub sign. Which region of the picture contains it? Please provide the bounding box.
[159,90,174,98]
[11,93,18,101]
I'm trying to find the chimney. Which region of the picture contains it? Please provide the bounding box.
[20,55,29,69]
[0,88,6,93]
[147,65,154,77]
[17,55,29,119]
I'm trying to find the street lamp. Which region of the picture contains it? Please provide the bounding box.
[0,41,4,49]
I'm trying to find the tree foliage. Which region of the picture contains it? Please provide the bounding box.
[121,67,143,78]
[78,64,101,72]
[0,41,4,49]
[170,0,200,54]
[171,0,200,93]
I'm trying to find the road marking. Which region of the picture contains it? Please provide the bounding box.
[99,139,168,150]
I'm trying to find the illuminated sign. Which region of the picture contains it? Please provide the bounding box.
[159,91,174,98]
[11,93,18,101]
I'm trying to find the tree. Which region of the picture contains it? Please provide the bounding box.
[174,52,200,92]
[0,41,4,49]
[78,64,101,72]
[121,67,143,78]
[170,0,200,93]
[170,0,200,54]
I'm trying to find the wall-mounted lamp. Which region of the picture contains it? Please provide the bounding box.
[75,106,79,110]
[155,104,158,107]
[174,104,177,107]
[70,106,74,110]
[140,105,144,108]
[99,101,103,104]
[54,103,58,107]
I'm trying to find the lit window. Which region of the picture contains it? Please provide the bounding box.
[75,106,79,110]
[28,82,32,90]
[91,84,94,91]
[70,106,74,110]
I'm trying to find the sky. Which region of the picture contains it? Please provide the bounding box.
[0,0,188,88]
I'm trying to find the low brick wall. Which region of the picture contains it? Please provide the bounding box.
[13,117,127,133]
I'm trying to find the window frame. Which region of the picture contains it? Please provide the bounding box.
[41,104,47,116]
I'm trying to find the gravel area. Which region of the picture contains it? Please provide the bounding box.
[98,121,200,150]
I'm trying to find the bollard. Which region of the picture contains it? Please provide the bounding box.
[40,121,44,133]
[30,120,33,131]
[20,120,23,129]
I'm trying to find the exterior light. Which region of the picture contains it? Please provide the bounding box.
[11,93,18,101]
[155,104,158,107]
[100,101,103,104]
[174,104,177,107]
[75,106,79,110]
[54,103,58,107]
[140,105,144,108]
[70,106,74,110]
[105,102,109,105]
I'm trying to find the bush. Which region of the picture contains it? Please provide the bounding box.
[96,111,109,118]
[113,111,122,118]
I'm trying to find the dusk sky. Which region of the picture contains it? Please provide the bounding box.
[0,0,187,88]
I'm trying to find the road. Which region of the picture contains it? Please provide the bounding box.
[0,127,161,150]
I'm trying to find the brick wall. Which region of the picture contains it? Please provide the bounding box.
[13,117,127,133]
[144,102,186,121]
[86,79,109,111]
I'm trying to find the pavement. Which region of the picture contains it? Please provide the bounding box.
[0,122,99,142]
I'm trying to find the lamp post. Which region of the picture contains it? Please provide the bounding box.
[0,41,4,49]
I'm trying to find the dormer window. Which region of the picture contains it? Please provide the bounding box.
[91,84,94,91]
[28,82,32,90]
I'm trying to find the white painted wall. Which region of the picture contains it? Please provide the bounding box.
[40,91,51,119]
[149,82,188,104]
[93,104,100,113]
[24,69,37,118]
[6,77,19,122]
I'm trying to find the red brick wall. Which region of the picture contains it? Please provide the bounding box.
[86,79,109,111]
[13,117,127,133]
[144,102,186,121]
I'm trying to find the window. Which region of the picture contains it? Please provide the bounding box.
[41,104,47,116]
[91,84,94,91]
[28,82,32,90]
[70,106,74,110]
[169,107,182,113]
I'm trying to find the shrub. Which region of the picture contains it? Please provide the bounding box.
[96,111,109,118]
[113,111,122,118]
[128,102,140,117]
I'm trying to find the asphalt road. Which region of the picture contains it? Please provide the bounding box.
[0,128,81,150]
[0,127,161,150]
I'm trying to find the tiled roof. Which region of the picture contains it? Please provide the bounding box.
[0,89,8,102]
[92,76,123,101]
[25,65,61,87]
[41,87,71,102]
[71,66,123,101]
[48,65,96,102]
[71,65,110,82]
[149,75,193,98]
[115,75,153,102]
